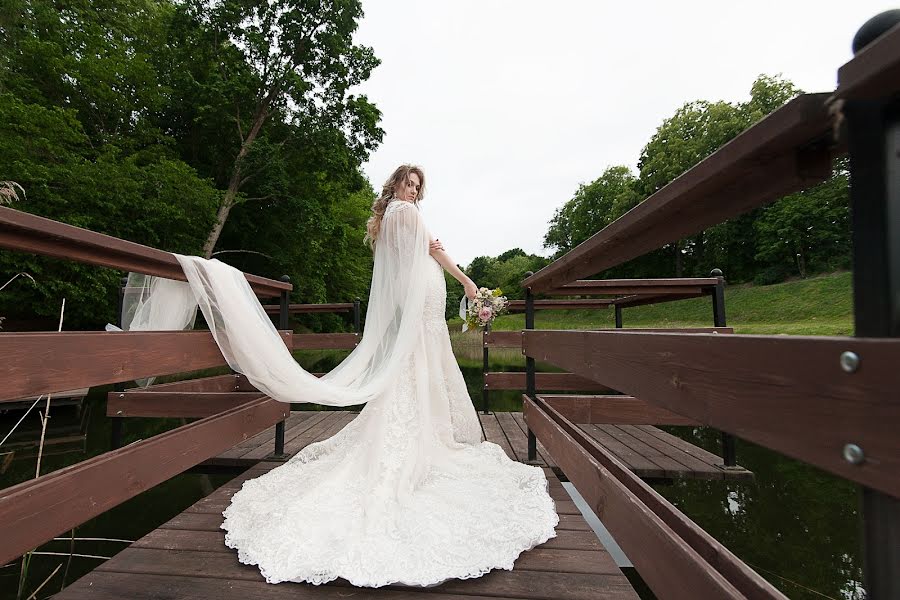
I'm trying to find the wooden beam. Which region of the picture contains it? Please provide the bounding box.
[485,372,614,392]
[506,299,615,312]
[523,330,900,498]
[0,206,290,297]
[524,395,784,599]
[262,303,354,314]
[1,330,292,402]
[0,395,289,566]
[542,279,717,298]
[539,395,700,426]
[106,391,266,418]
[522,94,834,293]
[107,373,326,417]
[836,22,900,101]
[483,330,522,348]
[482,328,733,349]
[291,332,359,350]
[613,292,707,308]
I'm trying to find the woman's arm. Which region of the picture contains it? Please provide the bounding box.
[429,237,477,300]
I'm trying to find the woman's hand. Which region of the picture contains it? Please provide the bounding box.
[464,280,477,301]
[429,238,444,255]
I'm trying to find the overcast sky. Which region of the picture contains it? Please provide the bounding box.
[351,1,895,267]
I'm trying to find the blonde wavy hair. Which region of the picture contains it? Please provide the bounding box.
[364,164,426,249]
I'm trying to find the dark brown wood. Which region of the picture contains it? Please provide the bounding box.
[507,299,615,312]
[0,395,289,566]
[291,332,360,350]
[545,283,708,297]
[53,450,637,600]
[0,206,290,297]
[106,391,266,418]
[485,372,614,392]
[239,411,338,460]
[1,330,293,402]
[563,278,717,289]
[539,395,700,426]
[612,292,706,308]
[262,303,354,314]
[524,395,785,599]
[836,22,900,101]
[81,548,634,599]
[522,94,834,293]
[523,330,900,498]
[479,413,517,460]
[483,330,523,348]
[214,411,319,460]
[484,328,732,350]
[121,373,257,393]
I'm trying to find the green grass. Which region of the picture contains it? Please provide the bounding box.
[450,271,854,340]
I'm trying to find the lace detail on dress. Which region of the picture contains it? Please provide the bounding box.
[219,199,558,588]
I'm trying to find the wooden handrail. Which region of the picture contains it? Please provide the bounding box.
[522,93,836,293]
[522,329,900,498]
[835,22,900,101]
[0,395,288,567]
[0,206,291,297]
[524,395,786,599]
[262,302,355,314]
[0,330,292,402]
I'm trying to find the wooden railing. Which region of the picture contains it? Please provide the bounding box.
[517,18,900,599]
[481,282,738,465]
[0,205,356,567]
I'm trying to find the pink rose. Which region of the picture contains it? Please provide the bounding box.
[478,307,493,321]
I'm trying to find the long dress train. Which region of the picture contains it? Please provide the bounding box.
[218,205,559,587]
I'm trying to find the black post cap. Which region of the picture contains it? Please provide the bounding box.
[279,274,291,282]
[852,10,900,54]
[710,268,724,277]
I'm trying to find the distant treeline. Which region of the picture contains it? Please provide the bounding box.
[0,0,379,330]
[450,75,850,316]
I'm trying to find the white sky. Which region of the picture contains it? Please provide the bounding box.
[352,1,896,267]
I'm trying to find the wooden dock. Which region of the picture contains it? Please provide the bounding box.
[201,410,752,481]
[55,410,640,600]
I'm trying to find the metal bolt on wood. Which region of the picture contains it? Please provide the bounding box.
[843,443,865,465]
[840,351,860,373]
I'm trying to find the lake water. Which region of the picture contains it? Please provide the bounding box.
[1,343,863,600]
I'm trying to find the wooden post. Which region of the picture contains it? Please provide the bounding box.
[269,275,291,460]
[710,268,736,467]
[524,272,538,464]
[844,20,900,592]
[110,276,128,449]
[482,321,491,415]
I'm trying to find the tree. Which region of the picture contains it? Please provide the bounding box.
[171,0,382,257]
[543,166,639,257]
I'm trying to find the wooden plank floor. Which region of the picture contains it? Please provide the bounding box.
[56,410,639,599]
[202,410,751,481]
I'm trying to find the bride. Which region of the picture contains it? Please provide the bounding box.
[149,164,558,588]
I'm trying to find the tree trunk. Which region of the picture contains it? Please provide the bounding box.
[200,82,281,258]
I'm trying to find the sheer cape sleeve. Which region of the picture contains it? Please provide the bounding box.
[151,199,433,407]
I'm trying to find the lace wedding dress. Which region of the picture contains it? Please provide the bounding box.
[129,199,559,587]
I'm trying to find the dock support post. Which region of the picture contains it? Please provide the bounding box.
[482,321,491,415]
[844,43,900,596]
[524,274,538,464]
[710,268,736,467]
[270,275,291,459]
[110,276,128,450]
[614,304,623,329]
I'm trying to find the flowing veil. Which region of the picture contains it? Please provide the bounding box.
[122,200,431,407]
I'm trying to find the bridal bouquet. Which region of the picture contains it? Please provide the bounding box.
[459,287,509,332]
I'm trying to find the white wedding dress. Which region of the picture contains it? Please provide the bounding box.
[127,199,558,588]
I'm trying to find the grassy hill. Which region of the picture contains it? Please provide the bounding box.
[450,271,853,338]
